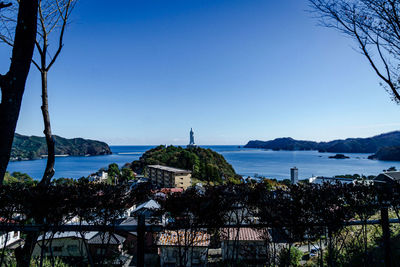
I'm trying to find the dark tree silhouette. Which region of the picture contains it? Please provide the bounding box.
[0,0,76,185]
[309,0,400,103]
[0,1,38,182]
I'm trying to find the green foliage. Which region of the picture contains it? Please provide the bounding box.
[107,163,120,184]
[3,171,35,185]
[0,251,70,267]
[11,133,111,161]
[51,177,75,186]
[278,247,303,267]
[120,167,135,183]
[280,179,292,187]
[131,145,240,184]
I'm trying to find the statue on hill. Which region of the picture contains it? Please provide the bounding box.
[188,128,196,148]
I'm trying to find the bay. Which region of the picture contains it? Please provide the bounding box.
[6,145,400,180]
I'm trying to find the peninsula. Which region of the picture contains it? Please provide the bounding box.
[245,131,400,154]
[11,133,112,161]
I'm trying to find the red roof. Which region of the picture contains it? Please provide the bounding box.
[221,228,265,241]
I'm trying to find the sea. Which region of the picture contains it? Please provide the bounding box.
[6,145,400,181]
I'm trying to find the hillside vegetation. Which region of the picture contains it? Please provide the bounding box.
[130,145,240,184]
[11,133,112,161]
[245,131,400,153]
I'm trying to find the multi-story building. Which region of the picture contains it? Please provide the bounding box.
[147,165,192,190]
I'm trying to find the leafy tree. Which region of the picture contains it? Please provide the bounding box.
[107,163,120,184]
[120,167,135,183]
[278,246,303,267]
[281,179,292,187]
[3,171,34,185]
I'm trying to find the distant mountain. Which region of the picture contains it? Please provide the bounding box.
[368,146,400,161]
[244,131,400,153]
[11,133,112,161]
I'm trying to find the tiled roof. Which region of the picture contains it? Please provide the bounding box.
[221,228,264,241]
[88,232,126,245]
[158,230,210,247]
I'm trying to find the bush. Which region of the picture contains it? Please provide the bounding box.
[278,246,303,267]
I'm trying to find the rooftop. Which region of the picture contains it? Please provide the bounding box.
[221,228,264,241]
[376,171,400,181]
[158,230,210,246]
[147,165,191,174]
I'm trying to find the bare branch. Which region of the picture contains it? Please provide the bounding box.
[0,2,11,9]
[309,0,400,103]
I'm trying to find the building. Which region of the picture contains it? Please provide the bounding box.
[187,128,196,148]
[88,171,108,183]
[33,230,129,265]
[147,165,192,190]
[309,176,355,185]
[158,230,210,267]
[290,167,298,184]
[374,171,400,185]
[221,228,268,266]
[0,230,20,249]
[0,218,21,249]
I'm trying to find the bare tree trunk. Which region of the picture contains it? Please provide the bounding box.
[15,231,39,267]
[0,0,38,183]
[38,70,55,185]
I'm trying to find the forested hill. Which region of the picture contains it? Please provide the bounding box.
[11,133,112,161]
[129,145,240,184]
[245,131,400,153]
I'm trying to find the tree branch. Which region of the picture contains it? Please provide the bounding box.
[0,2,11,9]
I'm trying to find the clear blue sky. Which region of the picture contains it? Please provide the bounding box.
[1,0,400,145]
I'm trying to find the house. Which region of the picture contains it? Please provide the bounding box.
[131,199,161,218]
[0,230,21,249]
[32,231,97,259]
[33,230,128,265]
[221,228,267,266]
[118,217,159,266]
[374,171,400,185]
[87,232,126,264]
[147,165,192,190]
[308,176,355,185]
[0,218,21,249]
[88,171,108,183]
[158,230,210,267]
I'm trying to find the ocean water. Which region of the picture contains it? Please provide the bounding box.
[6,145,400,180]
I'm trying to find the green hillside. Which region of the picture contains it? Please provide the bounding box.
[11,133,112,161]
[130,145,241,184]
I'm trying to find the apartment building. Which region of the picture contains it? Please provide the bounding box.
[147,165,192,190]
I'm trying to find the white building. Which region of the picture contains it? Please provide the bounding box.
[0,231,20,248]
[88,171,108,183]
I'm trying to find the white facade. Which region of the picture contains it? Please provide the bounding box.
[0,231,20,248]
